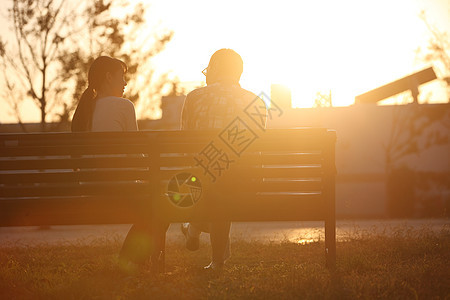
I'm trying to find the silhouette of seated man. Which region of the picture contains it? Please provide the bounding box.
[180,48,267,270]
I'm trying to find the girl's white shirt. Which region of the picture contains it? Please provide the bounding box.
[91,96,138,132]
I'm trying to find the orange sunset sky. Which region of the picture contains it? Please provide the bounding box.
[0,0,449,123]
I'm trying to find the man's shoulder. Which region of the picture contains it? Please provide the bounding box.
[239,87,260,100]
[186,86,209,98]
[186,84,259,99]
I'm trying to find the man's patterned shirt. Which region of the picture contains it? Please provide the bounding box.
[181,83,267,130]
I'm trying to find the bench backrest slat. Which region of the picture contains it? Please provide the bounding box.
[0,156,151,170]
[0,169,150,184]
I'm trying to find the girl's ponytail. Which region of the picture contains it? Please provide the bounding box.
[71,86,97,132]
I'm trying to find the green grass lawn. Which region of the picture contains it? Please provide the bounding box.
[1,225,449,299]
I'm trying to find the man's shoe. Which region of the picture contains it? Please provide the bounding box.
[181,223,200,251]
[203,261,224,271]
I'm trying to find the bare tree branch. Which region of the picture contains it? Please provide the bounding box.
[1,0,174,127]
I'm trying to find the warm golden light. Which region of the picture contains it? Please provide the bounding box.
[0,0,448,123]
[149,0,449,108]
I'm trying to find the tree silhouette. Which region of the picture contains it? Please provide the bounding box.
[0,0,71,129]
[57,1,173,125]
[0,0,173,130]
[385,11,450,217]
[383,99,449,217]
[416,10,450,101]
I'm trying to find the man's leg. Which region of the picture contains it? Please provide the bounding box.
[181,222,209,251]
[208,221,231,269]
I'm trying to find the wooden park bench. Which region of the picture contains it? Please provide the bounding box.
[0,128,337,269]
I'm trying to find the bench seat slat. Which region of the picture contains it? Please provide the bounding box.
[159,193,325,222]
[0,196,152,226]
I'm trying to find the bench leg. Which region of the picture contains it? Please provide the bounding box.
[150,221,168,274]
[324,169,336,269]
[325,219,336,269]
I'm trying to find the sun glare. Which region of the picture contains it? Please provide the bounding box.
[150,0,447,109]
[0,0,448,123]
[233,0,433,107]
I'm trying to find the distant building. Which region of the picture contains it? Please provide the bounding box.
[139,95,185,130]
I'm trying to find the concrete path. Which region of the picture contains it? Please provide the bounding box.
[0,219,448,248]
